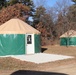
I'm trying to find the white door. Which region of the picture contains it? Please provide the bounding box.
[26,34,34,54]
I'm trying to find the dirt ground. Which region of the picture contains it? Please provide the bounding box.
[0,45,76,75]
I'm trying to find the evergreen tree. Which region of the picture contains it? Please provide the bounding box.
[0,0,7,9]
[72,0,76,4]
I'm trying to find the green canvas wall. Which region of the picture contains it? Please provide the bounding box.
[60,37,76,46]
[0,34,41,56]
[0,34,25,56]
[34,34,41,53]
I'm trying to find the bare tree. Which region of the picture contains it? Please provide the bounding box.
[47,0,72,22]
[33,0,48,7]
[46,0,73,45]
[54,0,71,16]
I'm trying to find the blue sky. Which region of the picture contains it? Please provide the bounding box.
[46,0,74,7]
[46,0,57,7]
[33,0,58,7]
[34,0,74,7]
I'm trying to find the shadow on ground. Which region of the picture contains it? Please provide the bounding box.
[11,70,68,75]
[41,48,47,52]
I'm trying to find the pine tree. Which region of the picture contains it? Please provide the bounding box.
[0,0,7,9]
[72,0,76,4]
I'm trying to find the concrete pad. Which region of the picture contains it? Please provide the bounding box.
[11,53,74,64]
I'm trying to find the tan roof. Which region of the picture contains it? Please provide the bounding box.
[60,30,76,38]
[0,18,40,34]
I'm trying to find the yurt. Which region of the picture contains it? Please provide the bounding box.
[60,30,76,46]
[0,18,41,56]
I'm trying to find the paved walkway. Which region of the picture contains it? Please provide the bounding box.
[11,53,73,64]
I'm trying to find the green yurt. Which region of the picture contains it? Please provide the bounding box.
[60,30,76,46]
[0,18,41,56]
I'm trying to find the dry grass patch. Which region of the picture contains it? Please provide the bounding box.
[43,45,76,57]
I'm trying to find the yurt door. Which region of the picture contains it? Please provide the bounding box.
[26,34,34,54]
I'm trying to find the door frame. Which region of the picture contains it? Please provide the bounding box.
[25,34,35,54]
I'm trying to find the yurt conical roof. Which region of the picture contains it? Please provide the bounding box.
[60,30,76,38]
[0,18,40,34]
